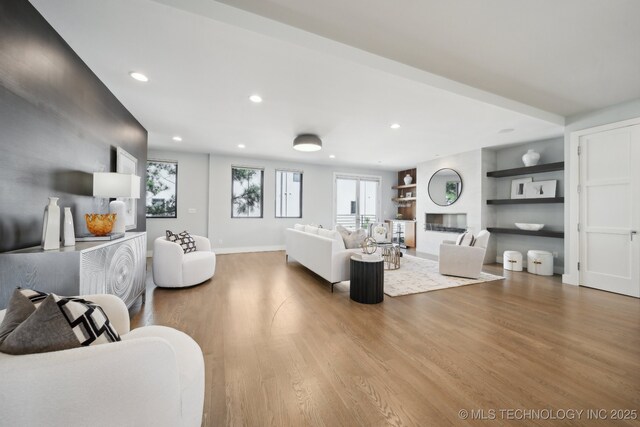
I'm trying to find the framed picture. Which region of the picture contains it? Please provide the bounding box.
[524,180,557,199]
[146,160,178,218]
[511,177,532,199]
[405,191,412,198]
[116,147,138,230]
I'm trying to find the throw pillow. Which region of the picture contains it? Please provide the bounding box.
[456,232,476,246]
[0,288,121,355]
[166,230,197,253]
[336,225,367,249]
[304,225,319,234]
[293,223,305,231]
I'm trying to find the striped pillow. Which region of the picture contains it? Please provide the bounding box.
[456,232,476,246]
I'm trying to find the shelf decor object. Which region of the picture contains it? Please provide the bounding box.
[524,180,557,199]
[511,177,532,199]
[515,223,545,231]
[85,213,116,236]
[403,174,413,185]
[63,207,75,247]
[41,197,61,251]
[522,149,540,167]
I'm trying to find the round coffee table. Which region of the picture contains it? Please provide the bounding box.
[350,254,384,304]
[377,243,402,270]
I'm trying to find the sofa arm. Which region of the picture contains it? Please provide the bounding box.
[81,294,130,335]
[153,238,184,287]
[192,235,211,252]
[0,337,182,427]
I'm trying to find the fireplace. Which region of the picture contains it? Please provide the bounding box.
[424,213,467,233]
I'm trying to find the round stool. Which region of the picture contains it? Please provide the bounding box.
[503,250,523,271]
[527,250,554,276]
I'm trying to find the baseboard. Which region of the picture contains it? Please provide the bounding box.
[215,245,286,255]
[495,256,564,275]
[562,274,579,286]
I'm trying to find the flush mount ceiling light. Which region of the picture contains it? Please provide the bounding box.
[249,95,262,103]
[390,123,401,129]
[329,154,336,159]
[499,128,515,133]
[238,144,246,148]
[129,71,148,82]
[293,134,322,152]
[172,136,182,142]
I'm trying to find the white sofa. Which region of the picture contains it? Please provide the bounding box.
[153,234,216,288]
[0,294,204,427]
[439,230,491,279]
[285,226,360,291]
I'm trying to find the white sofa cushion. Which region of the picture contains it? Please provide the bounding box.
[304,225,319,234]
[318,228,346,251]
[294,223,305,231]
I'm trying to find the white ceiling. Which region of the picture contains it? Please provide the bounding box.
[31,0,567,170]
[215,0,640,117]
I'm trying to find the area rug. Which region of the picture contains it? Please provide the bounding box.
[382,254,504,297]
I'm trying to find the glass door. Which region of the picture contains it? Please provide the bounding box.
[335,175,380,230]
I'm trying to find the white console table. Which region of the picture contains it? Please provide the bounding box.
[0,232,146,309]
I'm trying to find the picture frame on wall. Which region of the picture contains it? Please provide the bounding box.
[510,177,532,199]
[116,147,138,230]
[524,180,557,199]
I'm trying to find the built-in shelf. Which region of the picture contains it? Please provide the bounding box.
[487,227,564,238]
[392,197,417,202]
[486,161,564,178]
[392,184,417,190]
[486,197,564,205]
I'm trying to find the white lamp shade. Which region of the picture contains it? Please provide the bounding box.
[93,173,141,198]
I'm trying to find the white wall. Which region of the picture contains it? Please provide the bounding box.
[563,98,640,284]
[146,150,210,252]
[208,154,396,253]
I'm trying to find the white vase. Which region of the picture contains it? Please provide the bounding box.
[403,174,413,185]
[42,197,61,250]
[522,149,540,167]
[63,207,75,247]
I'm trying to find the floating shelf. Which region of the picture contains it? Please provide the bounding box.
[392,184,417,190]
[486,197,564,205]
[487,227,564,238]
[392,197,417,202]
[486,162,564,178]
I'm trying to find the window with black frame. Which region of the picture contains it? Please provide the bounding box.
[231,166,264,218]
[275,170,302,218]
[146,160,178,218]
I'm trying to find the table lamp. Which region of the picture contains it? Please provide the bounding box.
[93,172,141,233]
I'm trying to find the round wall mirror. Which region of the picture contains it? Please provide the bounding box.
[428,168,463,206]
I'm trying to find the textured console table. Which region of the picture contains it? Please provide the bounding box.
[0,232,146,309]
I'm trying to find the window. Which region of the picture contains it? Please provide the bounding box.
[146,160,178,218]
[275,170,303,218]
[231,166,264,218]
[334,174,380,230]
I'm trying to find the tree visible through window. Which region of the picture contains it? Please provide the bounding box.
[232,167,263,218]
[276,170,302,218]
[146,160,177,218]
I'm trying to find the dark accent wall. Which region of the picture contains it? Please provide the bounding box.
[0,0,147,252]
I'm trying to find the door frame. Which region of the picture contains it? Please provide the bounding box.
[565,116,640,286]
[332,172,382,229]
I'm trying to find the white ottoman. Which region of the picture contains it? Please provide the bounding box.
[527,250,554,276]
[503,250,523,271]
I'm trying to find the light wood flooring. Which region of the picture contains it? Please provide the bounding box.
[131,252,640,426]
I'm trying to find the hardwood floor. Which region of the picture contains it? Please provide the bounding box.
[131,252,640,426]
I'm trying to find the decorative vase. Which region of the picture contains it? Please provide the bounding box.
[85,213,116,236]
[63,207,75,247]
[403,174,413,185]
[522,149,540,167]
[42,197,61,250]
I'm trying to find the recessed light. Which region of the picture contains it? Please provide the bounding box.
[172,136,182,142]
[499,128,515,134]
[129,72,148,82]
[377,160,382,164]
[329,154,335,159]
[249,95,262,103]
[390,123,401,129]
[238,144,246,148]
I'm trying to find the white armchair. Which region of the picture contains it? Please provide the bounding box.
[439,230,491,279]
[0,294,204,427]
[153,235,216,288]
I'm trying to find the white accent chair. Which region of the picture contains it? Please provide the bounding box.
[153,235,216,288]
[439,230,491,279]
[0,294,204,427]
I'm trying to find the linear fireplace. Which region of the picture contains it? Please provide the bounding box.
[424,213,467,233]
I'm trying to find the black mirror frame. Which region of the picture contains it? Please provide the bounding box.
[427,168,463,207]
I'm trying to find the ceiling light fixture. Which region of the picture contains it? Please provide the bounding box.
[329,154,335,159]
[238,144,246,148]
[293,134,322,152]
[129,72,148,82]
[172,136,182,142]
[390,123,401,129]
[249,95,262,103]
[499,128,515,133]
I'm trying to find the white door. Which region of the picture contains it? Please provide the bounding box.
[334,175,380,230]
[579,124,640,297]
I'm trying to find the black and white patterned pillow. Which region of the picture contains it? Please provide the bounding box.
[166,230,197,253]
[456,232,476,246]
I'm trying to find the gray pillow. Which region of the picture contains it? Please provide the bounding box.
[336,225,368,249]
[0,288,121,355]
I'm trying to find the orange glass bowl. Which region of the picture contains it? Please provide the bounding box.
[85,213,116,236]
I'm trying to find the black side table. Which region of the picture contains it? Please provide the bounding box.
[350,254,384,304]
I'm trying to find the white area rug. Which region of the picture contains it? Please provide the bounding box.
[383,254,504,297]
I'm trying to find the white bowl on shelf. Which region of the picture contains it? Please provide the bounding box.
[515,223,545,231]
